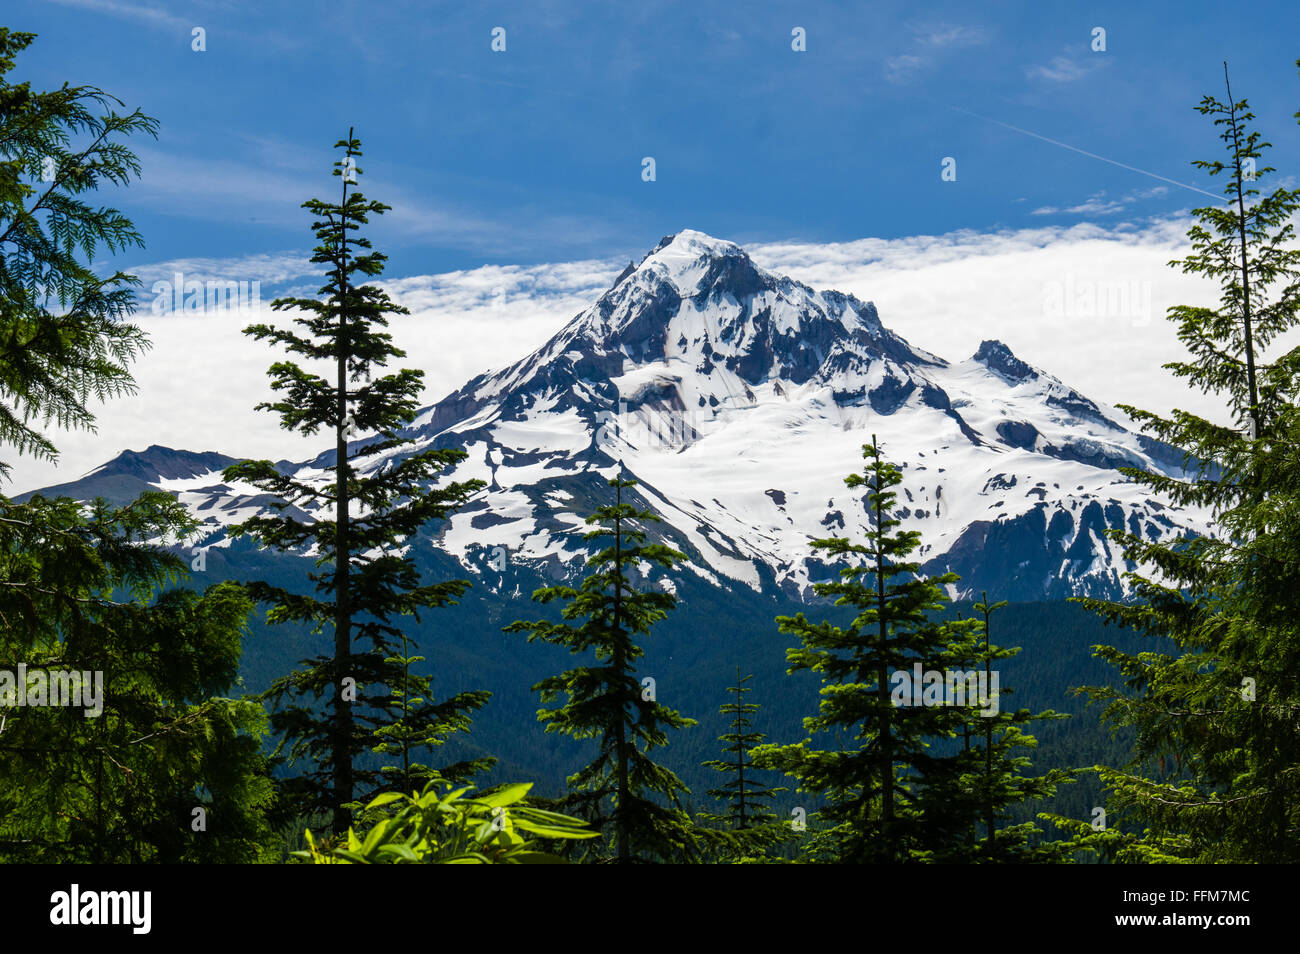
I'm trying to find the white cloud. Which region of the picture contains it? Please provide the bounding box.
[748,216,1283,435]
[1030,198,1122,216]
[43,0,192,30]
[885,21,986,84]
[915,24,985,48]
[3,254,621,494]
[128,251,317,288]
[1026,50,1099,83]
[884,54,928,83]
[1031,186,1171,217]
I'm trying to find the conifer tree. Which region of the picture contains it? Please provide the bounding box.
[0,33,273,860]
[504,474,698,863]
[754,441,1074,863]
[0,493,277,862]
[919,594,1076,863]
[223,131,488,835]
[697,667,791,861]
[370,630,491,796]
[700,667,783,829]
[751,437,970,863]
[1049,63,1300,862]
[976,594,1006,850]
[0,28,154,479]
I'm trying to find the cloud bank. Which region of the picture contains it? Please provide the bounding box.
[5,217,1257,494]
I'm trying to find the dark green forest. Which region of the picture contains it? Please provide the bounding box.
[2,27,1299,864]
[217,536,1141,838]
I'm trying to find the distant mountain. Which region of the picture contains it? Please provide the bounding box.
[16,446,243,507]
[26,230,1207,601]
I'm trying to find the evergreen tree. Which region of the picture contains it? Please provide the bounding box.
[697,667,791,861]
[751,437,970,863]
[223,131,488,835]
[370,630,490,797]
[504,475,698,863]
[0,496,275,862]
[1048,62,1300,862]
[701,667,783,829]
[0,33,273,860]
[919,594,1076,863]
[754,440,1073,863]
[0,28,155,479]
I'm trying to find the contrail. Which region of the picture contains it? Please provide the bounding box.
[948,104,1224,202]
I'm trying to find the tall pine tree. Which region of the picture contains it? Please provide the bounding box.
[223,131,489,835]
[505,474,698,863]
[697,667,791,861]
[1049,62,1300,862]
[751,437,970,863]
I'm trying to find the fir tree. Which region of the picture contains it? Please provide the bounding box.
[751,436,970,863]
[0,493,277,862]
[754,440,1073,863]
[504,474,698,863]
[223,131,489,835]
[697,667,791,861]
[920,594,1076,863]
[1048,62,1300,862]
[370,630,491,797]
[701,667,784,829]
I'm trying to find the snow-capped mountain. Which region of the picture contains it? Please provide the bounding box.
[32,230,1208,601]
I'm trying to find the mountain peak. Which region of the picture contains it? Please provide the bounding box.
[88,445,239,482]
[972,339,1037,384]
[556,230,909,381]
[631,229,757,299]
[646,228,741,258]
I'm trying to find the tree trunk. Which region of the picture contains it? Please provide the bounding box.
[1224,64,1261,437]
[332,136,354,836]
[983,597,994,857]
[613,480,630,863]
[873,437,893,861]
[736,667,747,830]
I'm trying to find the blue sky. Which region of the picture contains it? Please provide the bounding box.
[16,0,1300,276]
